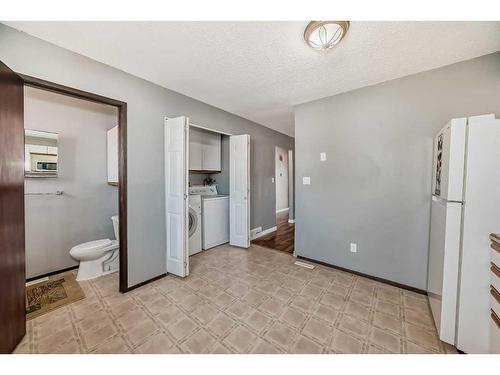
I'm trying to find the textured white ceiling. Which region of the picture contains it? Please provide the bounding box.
[5,21,500,137]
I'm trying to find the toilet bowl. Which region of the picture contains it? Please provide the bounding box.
[70,215,120,281]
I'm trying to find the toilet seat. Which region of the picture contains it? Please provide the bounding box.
[70,239,114,260]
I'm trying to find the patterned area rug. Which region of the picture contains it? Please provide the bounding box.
[26,272,85,320]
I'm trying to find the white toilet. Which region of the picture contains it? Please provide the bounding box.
[70,215,120,281]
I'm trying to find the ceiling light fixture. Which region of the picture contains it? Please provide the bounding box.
[304,21,350,51]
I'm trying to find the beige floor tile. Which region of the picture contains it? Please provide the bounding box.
[259,298,286,317]
[377,288,401,305]
[367,345,390,354]
[211,343,234,354]
[349,290,374,307]
[405,323,440,351]
[135,332,175,353]
[403,294,429,313]
[345,301,370,321]
[273,287,294,303]
[375,300,400,317]
[125,319,159,347]
[242,290,268,306]
[212,292,236,309]
[313,304,339,325]
[300,284,323,299]
[251,338,282,354]
[338,314,370,340]
[290,295,318,313]
[182,329,216,353]
[92,335,131,354]
[331,329,364,354]
[223,325,257,352]
[109,299,138,318]
[50,339,83,354]
[282,277,304,292]
[405,340,437,354]
[157,305,185,327]
[245,310,271,333]
[264,321,296,348]
[404,307,435,330]
[291,335,324,354]
[302,318,333,345]
[82,323,117,350]
[320,292,346,310]
[21,244,449,355]
[329,283,350,298]
[168,317,198,341]
[226,282,251,298]
[280,307,307,329]
[373,311,402,335]
[370,327,402,353]
[117,308,149,329]
[191,303,219,325]
[178,293,204,312]
[37,326,76,353]
[226,300,254,320]
[206,313,236,338]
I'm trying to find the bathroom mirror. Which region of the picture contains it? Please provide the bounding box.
[24,129,59,178]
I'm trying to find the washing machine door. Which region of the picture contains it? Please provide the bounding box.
[188,207,198,238]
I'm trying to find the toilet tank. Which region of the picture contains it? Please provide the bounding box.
[111,215,119,241]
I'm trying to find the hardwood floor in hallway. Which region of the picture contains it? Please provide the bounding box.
[252,211,294,254]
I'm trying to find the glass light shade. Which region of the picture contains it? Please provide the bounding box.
[304,21,350,51]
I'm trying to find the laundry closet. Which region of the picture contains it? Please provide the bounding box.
[164,116,250,277]
[188,126,230,255]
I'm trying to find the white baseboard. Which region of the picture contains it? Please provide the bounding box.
[251,225,277,240]
[276,207,289,213]
[288,219,295,224]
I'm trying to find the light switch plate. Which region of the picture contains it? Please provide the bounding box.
[303,177,311,185]
[350,243,357,253]
[271,177,275,183]
[320,152,327,161]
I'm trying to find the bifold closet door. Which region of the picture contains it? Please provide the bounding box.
[229,134,250,248]
[164,116,189,277]
[0,60,26,353]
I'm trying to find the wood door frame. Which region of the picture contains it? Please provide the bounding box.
[19,74,130,293]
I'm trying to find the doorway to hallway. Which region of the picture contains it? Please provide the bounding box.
[252,210,294,253]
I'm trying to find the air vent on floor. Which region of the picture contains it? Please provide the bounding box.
[294,261,315,269]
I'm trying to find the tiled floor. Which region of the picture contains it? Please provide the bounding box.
[14,244,455,354]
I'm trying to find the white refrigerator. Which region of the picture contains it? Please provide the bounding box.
[428,114,500,353]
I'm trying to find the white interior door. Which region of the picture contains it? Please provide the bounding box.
[229,134,250,248]
[165,116,189,276]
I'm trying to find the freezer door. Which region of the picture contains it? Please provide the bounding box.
[456,114,500,354]
[427,196,462,345]
[431,118,466,202]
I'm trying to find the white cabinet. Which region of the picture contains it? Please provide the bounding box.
[47,146,58,155]
[107,126,119,185]
[189,127,221,172]
[189,127,203,170]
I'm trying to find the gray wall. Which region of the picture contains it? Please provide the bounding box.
[0,24,294,287]
[294,52,500,290]
[24,86,118,278]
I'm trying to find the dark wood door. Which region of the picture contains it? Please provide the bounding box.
[0,60,25,353]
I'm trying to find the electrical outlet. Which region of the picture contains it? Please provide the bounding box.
[271,177,275,183]
[320,152,327,161]
[303,177,311,185]
[350,243,357,253]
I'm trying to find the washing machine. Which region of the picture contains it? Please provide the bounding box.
[188,194,202,255]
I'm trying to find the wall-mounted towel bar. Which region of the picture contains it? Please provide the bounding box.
[25,191,64,196]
